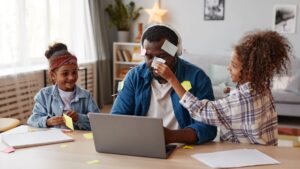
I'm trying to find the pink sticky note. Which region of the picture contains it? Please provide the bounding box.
[3,147,15,153]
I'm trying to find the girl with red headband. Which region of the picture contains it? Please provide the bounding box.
[27,43,100,130]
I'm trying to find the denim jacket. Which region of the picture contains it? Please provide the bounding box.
[111,58,217,144]
[27,85,100,130]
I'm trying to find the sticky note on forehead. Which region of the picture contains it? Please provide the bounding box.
[161,40,178,56]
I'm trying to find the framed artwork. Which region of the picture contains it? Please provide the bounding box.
[273,5,297,34]
[204,0,225,20]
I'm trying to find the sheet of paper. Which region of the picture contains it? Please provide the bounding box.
[2,130,74,148]
[63,114,74,130]
[192,149,280,168]
[161,40,178,56]
[181,81,192,91]
[151,56,166,69]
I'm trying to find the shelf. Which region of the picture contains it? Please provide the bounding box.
[113,42,140,94]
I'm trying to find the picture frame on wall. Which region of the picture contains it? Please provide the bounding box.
[273,5,297,34]
[204,0,225,20]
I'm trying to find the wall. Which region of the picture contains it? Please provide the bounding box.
[126,0,300,58]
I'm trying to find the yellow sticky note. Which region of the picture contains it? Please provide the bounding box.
[60,144,68,148]
[87,160,99,165]
[63,114,74,130]
[83,133,93,140]
[181,81,192,91]
[182,145,193,149]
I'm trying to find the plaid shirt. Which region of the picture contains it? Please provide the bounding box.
[180,82,278,145]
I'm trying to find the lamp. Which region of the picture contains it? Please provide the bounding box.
[145,0,167,24]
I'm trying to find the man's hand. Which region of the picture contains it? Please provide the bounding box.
[155,63,176,82]
[164,127,173,144]
[66,111,79,122]
[46,116,64,127]
[164,127,197,144]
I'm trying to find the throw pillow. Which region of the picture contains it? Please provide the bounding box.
[285,69,300,95]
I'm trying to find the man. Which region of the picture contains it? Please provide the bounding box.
[111,24,216,144]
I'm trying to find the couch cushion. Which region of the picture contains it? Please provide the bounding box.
[285,69,300,95]
[212,83,226,99]
[272,89,300,104]
[181,52,230,73]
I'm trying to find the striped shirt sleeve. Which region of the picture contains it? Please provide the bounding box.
[180,92,233,127]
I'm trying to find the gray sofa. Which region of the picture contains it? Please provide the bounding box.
[182,52,300,117]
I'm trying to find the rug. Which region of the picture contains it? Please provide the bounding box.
[278,127,300,147]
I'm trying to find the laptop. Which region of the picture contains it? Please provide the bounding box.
[89,113,176,159]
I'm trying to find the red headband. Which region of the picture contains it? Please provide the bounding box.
[49,55,77,71]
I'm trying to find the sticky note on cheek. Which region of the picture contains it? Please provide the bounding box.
[181,81,192,91]
[161,40,178,56]
[63,114,74,130]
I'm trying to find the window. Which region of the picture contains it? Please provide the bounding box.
[0,0,96,76]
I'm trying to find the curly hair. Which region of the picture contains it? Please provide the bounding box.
[234,30,292,94]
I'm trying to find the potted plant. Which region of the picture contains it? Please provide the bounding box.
[105,0,143,42]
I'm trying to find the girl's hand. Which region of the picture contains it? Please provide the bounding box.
[46,116,64,127]
[66,111,79,122]
[155,63,176,83]
[223,87,231,94]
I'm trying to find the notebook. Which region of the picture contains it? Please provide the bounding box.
[89,113,176,159]
[1,130,74,148]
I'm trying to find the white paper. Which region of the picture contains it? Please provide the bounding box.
[2,130,74,148]
[151,56,166,69]
[161,40,178,56]
[192,149,280,168]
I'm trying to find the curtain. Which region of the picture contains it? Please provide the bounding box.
[0,0,97,76]
[89,0,115,106]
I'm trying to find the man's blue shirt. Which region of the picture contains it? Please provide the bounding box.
[111,58,217,144]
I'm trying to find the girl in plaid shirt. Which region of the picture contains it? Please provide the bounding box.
[155,30,292,145]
